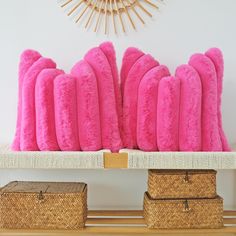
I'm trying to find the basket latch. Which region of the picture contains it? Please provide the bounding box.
[183,171,190,183]
[183,200,191,213]
[38,191,44,201]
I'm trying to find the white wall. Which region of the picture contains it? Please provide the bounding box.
[0,0,235,209]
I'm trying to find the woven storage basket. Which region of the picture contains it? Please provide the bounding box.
[0,181,87,229]
[148,169,216,199]
[143,192,223,229]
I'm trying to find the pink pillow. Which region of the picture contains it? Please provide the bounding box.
[20,57,56,151]
[71,60,102,151]
[205,48,231,151]
[157,76,180,151]
[176,65,202,151]
[54,74,80,151]
[189,54,222,151]
[84,47,122,152]
[137,65,170,151]
[35,68,64,151]
[123,54,159,148]
[100,42,123,136]
[11,50,41,151]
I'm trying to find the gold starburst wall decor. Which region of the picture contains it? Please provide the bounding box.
[59,0,163,35]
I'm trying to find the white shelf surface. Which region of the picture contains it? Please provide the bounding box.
[121,149,236,169]
[0,144,105,169]
[0,144,236,169]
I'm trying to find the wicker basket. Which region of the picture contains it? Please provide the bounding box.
[148,169,216,199]
[0,181,87,229]
[143,192,223,229]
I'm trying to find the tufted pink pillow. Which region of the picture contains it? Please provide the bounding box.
[176,65,202,151]
[189,54,222,151]
[137,65,170,151]
[11,50,41,151]
[71,60,102,151]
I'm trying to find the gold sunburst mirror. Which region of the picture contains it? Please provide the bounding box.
[59,0,163,34]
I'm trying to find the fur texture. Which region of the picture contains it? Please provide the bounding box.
[71,60,102,151]
[20,57,56,151]
[157,76,180,151]
[205,48,231,151]
[120,47,144,97]
[175,65,202,151]
[123,54,159,148]
[54,74,80,151]
[137,65,170,151]
[100,42,123,136]
[11,50,41,151]
[189,54,222,151]
[35,68,64,151]
[84,47,122,152]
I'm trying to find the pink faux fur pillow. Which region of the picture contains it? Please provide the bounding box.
[71,60,102,151]
[157,76,180,151]
[205,48,231,151]
[100,42,123,136]
[11,44,230,153]
[54,74,80,151]
[35,68,64,151]
[189,54,222,151]
[20,57,56,151]
[176,65,202,151]
[122,54,159,149]
[11,50,41,151]
[137,65,170,151]
[84,46,122,152]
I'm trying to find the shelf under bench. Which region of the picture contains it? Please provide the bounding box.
[0,210,235,235]
[0,144,236,169]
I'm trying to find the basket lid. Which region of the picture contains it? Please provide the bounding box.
[0,181,87,194]
[149,169,216,175]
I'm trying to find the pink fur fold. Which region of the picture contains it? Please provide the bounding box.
[120,47,144,97]
[35,69,64,151]
[84,47,122,152]
[54,74,80,151]
[189,54,222,151]
[100,42,123,135]
[123,54,159,149]
[137,65,170,151]
[71,60,102,151]
[20,57,56,151]
[11,50,41,151]
[157,76,180,151]
[205,48,231,151]
[175,65,202,151]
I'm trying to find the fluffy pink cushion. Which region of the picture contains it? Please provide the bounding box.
[20,57,56,151]
[157,76,180,151]
[84,47,122,152]
[176,65,202,151]
[120,47,144,97]
[11,50,41,151]
[71,60,102,151]
[100,42,123,136]
[12,45,231,153]
[35,68,64,151]
[189,54,222,151]
[205,48,231,151]
[123,54,159,148]
[54,74,80,151]
[137,65,170,151]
